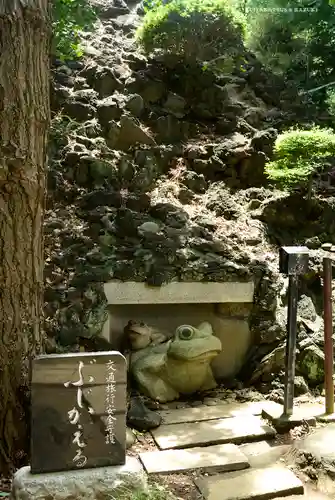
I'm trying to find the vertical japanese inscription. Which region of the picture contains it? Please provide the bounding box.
[105,360,116,444]
[64,359,95,468]
[31,352,127,473]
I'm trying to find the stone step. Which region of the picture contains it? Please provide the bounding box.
[240,441,291,469]
[272,497,329,500]
[262,402,333,430]
[195,465,304,500]
[160,401,282,425]
[140,443,249,474]
[151,415,276,450]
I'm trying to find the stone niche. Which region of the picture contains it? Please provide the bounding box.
[102,281,254,380]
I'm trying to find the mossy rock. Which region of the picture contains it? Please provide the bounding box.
[299,344,325,384]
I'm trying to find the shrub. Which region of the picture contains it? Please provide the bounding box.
[53,0,97,59]
[245,11,304,76]
[136,0,246,66]
[326,88,335,120]
[265,126,335,192]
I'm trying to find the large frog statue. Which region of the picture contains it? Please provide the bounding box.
[128,321,222,402]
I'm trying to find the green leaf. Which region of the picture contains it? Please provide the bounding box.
[265,126,335,190]
[52,0,97,59]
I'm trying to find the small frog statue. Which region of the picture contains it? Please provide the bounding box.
[128,321,222,403]
[124,320,168,350]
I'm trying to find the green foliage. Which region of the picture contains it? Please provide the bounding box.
[326,89,335,120]
[265,127,335,190]
[52,0,97,59]
[117,484,177,500]
[137,0,246,66]
[243,0,335,99]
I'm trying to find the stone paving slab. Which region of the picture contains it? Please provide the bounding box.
[271,495,329,500]
[240,441,272,457]
[316,412,335,423]
[195,465,304,500]
[151,415,276,450]
[140,443,249,474]
[296,423,335,463]
[160,401,282,425]
[262,403,327,430]
[240,442,291,469]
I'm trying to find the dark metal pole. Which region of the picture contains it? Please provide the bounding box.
[283,274,299,416]
[323,257,334,415]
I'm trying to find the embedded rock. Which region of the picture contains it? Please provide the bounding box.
[250,128,277,155]
[97,96,123,125]
[100,5,130,18]
[127,396,162,431]
[294,376,310,395]
[125,94,144,116]
[297,295,317,323]
[126,427,137,448]
[163,92,186,118]
[249,343,286,384]
[63,100,95,121]
[85,65,121,97]
[299,344,325,384]
[116,115,156,149]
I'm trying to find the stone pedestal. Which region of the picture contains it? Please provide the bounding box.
[11,457,147,500]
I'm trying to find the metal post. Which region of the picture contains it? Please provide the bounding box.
[323,257,334,415]
[283,274,299,416]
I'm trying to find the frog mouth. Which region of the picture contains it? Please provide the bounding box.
[191,350,221,361]
[129,327,148,335]
[171,350,220,361]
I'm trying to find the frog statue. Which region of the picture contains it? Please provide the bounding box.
[127,320,222,403]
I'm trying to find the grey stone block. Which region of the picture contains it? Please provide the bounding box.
[11,457,147,500]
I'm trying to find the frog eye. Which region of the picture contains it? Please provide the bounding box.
[177,326,194,340]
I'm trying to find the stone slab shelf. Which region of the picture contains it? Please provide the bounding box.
[104,280,254,305]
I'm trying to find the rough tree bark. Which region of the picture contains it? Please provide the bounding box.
[0,0,50,473]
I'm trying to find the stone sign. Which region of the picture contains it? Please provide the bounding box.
[30,351,127,474]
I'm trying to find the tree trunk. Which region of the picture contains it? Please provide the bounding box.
[0,0,50,473]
